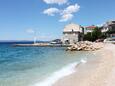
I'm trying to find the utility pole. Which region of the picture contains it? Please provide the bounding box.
[34,36,37,44]
[33,30,37,44]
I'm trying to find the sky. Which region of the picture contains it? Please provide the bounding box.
[0,0,115,41]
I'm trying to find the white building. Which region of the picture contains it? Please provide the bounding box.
[102,20,115,37]
[102,20,115,32]
[62,23,83,44]
[84,25,97,34]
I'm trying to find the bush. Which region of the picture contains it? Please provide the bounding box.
[84,27,103,41]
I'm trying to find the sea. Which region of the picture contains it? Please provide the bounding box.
[0,42,95,86]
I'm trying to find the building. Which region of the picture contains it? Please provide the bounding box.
[84,25,97,34]
[62,23,83,44]
[102,20,115,37]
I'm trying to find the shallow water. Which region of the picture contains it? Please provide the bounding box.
[0,43,94,86]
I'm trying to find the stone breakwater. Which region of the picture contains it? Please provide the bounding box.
[13,43,70,47]
[66,41,104,51]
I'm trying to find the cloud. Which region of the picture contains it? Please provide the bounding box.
[43,8,60,16]
[43,0,68,5]
[61,4,80,15]
[59,4,80,22]
[26,29,35,34]
[59,14,73,22]
[43,3,80,22]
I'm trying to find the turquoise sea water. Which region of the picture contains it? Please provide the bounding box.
[0,43,95,86]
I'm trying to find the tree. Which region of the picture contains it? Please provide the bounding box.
[83,27,103,42]
[91,27,102,41]
[83,32,92,41]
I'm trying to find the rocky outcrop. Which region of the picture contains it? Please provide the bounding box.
[66,41,103,51]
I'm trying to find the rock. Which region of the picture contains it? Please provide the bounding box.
[66,41,103,51]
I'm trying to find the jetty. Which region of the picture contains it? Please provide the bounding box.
[13,43,71,47]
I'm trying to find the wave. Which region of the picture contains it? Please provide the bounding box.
[33,59,87,86]
[80,57,87,63]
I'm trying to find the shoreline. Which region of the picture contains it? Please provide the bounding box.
[33,43,104,86]
[33,60,87,86]
[33,62,78,86]
[53,43,115,86]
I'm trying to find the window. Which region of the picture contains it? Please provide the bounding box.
[112,21,115,23]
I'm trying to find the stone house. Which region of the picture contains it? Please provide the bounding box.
[61,23,83,44]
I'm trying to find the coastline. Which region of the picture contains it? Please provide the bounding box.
[33,62,78,86]
[53,43,115,86]
[32,49,90,86]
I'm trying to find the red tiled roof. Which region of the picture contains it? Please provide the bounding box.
[86,26,96,29]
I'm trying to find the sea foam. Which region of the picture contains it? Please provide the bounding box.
[33,62,77,86]
[81,58,87,63]
[33,59,87,86]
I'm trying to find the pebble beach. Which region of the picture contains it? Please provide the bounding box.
[53,43,115,86]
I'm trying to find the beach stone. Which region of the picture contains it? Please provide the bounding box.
[66,41,103,51]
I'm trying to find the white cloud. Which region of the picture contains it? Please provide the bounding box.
[43,0,68,5]
[59,4,80,22]
[61,4,80,15]
[43,3,80,22]
[26,29,35,34]
[59,13,73,22]
[43,8,60,16]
